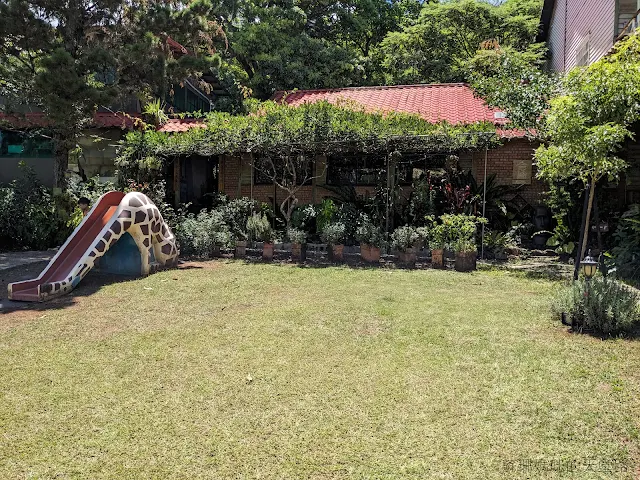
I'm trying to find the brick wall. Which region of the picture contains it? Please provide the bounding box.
[469,138,546,206]
[219,139,547,208]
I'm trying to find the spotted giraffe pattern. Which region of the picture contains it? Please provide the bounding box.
[38,192,179,300]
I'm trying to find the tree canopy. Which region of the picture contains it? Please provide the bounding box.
[211,0,543,104]
[0,0,223,187]
[378,0,542,85]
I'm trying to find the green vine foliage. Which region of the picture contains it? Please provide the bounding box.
[116,100,500,183]
[535,33,640,186]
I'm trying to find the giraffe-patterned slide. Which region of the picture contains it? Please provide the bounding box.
[8,191,179,302]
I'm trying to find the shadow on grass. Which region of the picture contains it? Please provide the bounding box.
[226,254,440,272]
[563,325,640,341]
[1,270,146,315]
[553,310,640,341]
[483,262,572,282]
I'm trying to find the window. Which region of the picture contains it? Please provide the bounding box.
[253,155,314,186]
[576,38,590,66]
[326,153,445,187]
[168,84,212,113]
[326,154,387,186]
[0,130,53,157]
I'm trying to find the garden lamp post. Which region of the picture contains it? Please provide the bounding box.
[580,250,598,280]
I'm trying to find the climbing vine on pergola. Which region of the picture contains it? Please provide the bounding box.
[115,100,501,183]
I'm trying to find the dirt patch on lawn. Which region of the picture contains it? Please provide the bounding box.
[178,259,222,270]
[0,262,137,329]
[0,261,49,301]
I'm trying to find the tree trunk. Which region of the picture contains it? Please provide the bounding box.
[53,133,71,190]
[579,176,597,264]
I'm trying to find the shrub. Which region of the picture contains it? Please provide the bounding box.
[427,221,447,250]
[408,177,436,226]
[355,218,383,247]
[247,213,275,242]
[176,209,231,257]
[217,196,259,240]
[67,175,116,203]
[0,163,75,251]
[482,230,516,256]
[441,214,486,253]
[321,222,346,245]
[552,277,640,335]
[416,226,430,246]
[287,227,307,244]
[316,199,337,233]
[290,204,317,234]
[391,226,419,252]
[334,202,360,242]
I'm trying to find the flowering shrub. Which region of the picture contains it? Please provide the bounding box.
[176,209,231,257]
[391,226,419,252]
[321,222,346,245]
[552,277,640,335]
[355,217,383,247]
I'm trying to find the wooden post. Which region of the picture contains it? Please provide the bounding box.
[173,157,181,207]
[218,155,225,195]
[250,153,254,201]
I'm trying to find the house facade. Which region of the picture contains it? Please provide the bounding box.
[539,0,640,71]
[164,84,546,211]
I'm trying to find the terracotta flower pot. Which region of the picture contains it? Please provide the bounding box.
[361,244,380,263]
[397,248,417,267]
[263,242,274,261]
[431,248,445,269]
[329,244,344,262]
[235,240,247,258]
[455,251,477,272]
[291,243,306,263]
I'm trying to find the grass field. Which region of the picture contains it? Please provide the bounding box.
[1,261,639,479]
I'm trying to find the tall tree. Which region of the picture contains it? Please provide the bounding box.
[468,43,559,134]
[379,0,542,85]
[0,0,223,188]
[535,33,640,264]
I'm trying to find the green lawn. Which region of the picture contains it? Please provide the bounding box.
[1,262,639,479]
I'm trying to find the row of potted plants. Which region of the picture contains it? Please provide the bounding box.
[234,213,485,271]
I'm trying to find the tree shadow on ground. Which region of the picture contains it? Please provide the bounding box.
[489,262,572,281]
[225,252,441,271]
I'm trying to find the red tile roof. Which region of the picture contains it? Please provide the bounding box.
[1,84,524,138]
[271,83,507,126]
[0,112,210,133]
[0,112,141,129]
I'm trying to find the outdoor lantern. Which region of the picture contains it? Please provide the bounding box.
[580,251,598,280]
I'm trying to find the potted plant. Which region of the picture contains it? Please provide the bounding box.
[288,227,307,263]
[453,238,477,272]
[212,230,231,258]
[356,220,383,263]
[446,214,485,272]
[234,232,248,258]
[391,226,419,267]
[321,222,346,262]
[247,213,275,261]
[428,222,447,269]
